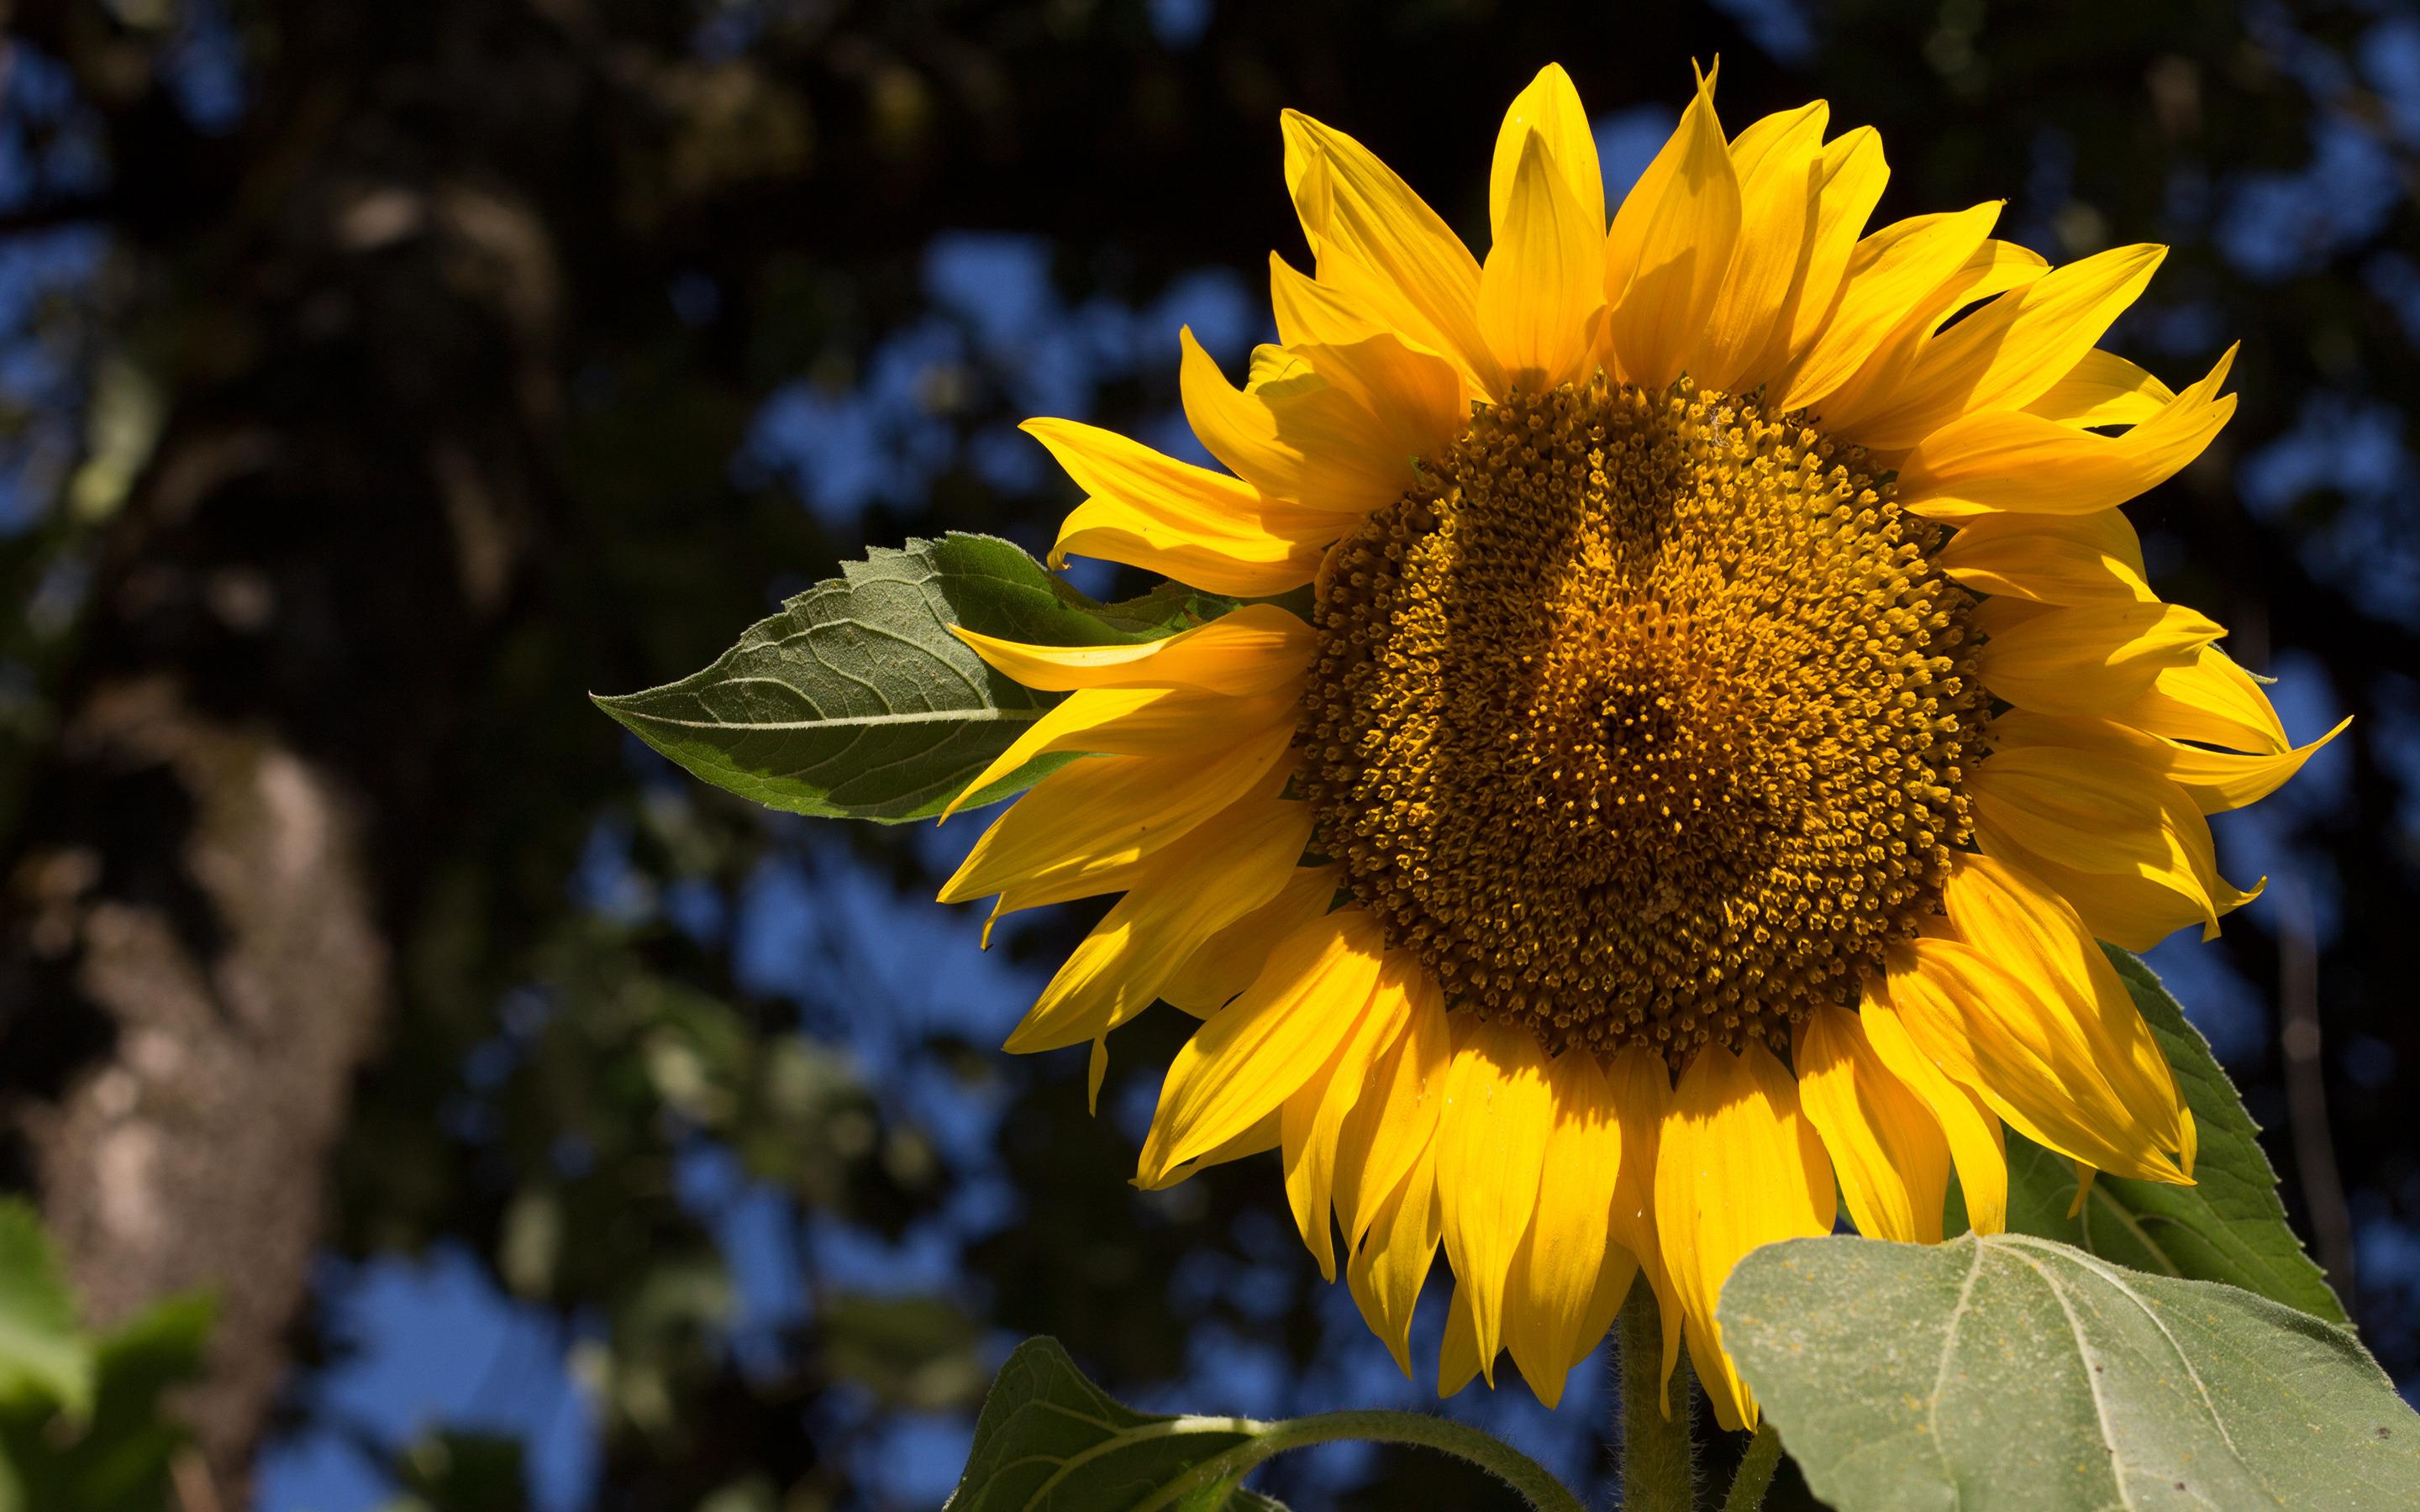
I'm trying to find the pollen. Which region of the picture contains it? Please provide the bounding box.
[1301,377,1987,1063]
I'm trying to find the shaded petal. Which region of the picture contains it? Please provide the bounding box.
[952,601,1315,695]
[1282,963,1411,1280]
[1002,795,1314,1053]
[1179,327,1449,513]
[1937,507,2153,605]
[1969,743,2256,947]
[939,727,1295,907]
[1939,852,2187,1160]
[1025,417,1345,595]
[1160,864,1342,1016]
[1797,1004,1951,1243]
[1135,906,1389,1183]
[1348,1139,1442,1375]
[1973,598,2223,715]
[1653,1040,1833,1432]
[2107,644,2291,754]
[944,685,1298,820]
[1821,243,2166,450]
[1605,1044,1684,1407]
[1897,346,2237,518]
[1269,251,1389,349]
[1880,937,2191,1184]
[1502,1049,1633,1406]
[1694,101,1826,391]
[1479,129,1608,391]
[1858,977,2008,1234]
[1769,202,2000,412]
[1990,708,2351,816]
[1490,63,1603,235]
[1333,960,1451,1251]
[1436,1018,1554,1382]
[2023,348,2179,427]
[1281,111,1499,399]
[1603,65,1742,389]
[1753,124,1888,380]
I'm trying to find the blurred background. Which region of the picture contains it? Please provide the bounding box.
[0,0,2411,1508]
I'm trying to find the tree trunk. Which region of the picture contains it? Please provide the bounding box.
[0,0,581,1494]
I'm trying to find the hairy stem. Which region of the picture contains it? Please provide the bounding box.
[1721,1421,1785,1511]
[1620,1281,1697,1512]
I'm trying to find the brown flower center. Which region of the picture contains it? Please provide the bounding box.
[1300,378,1986,1061]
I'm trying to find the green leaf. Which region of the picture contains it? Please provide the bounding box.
[1951,946,2346,1322]
[946,1337,1286,1511]
[0,1200,92,1415]
[594,533,1234,823]
[1721,1232,2420,1512]
[0,1292,212,1512]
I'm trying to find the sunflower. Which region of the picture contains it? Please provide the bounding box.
[934,63,2344,1430]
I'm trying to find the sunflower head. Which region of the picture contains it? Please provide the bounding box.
[939,60,2341,1430]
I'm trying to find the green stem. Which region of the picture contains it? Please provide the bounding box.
[1620,1282,1697,1512]
[1719,1421,1784,1512]
[1128,1408,1585,1512]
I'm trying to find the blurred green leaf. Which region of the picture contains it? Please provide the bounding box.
[1956,946,2347,1321]
[594,533,1233,822]
[0,1201,91,1418]
[1721,1233,2419,1512]
[821,1293,986,1410]
[0,1292,211,1512]
[387,1430,531,1512]
[947,1337,1286,1511]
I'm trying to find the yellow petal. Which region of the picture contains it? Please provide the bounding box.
[1880,937,2190,1185]
[1490,63,1603,236]
[1002,795,1313,1053]
[1797,1004,1950,1244]
[1287,331,1468,464]
[1858,977,2008,1234]
[1937,507,2154,604]
[1438,1277,1486,1399]
[1282,965,1410,1280]
[944,684,1299,821]
[952,601,1315,695]
[1144,1109,1281,1190]
[1480,130,1608,392]
[1939,852,2186,1160]
[1897,345,2238,518]
[1974,598,2223,715]
[1137,906,1390,1184]
[1990,708,2351,816]
[1348,1139,1442,1375]
[1652,1040,1833,1433]
[1603,65,1742,389]
[1026,417,1345,595]
[2024,348,2179,427]
[1281,110,1499,400]
[938,727,1294,906]
[1268,252,1388,349]
[1969,743,2250,948]
[1769,202,2000,412]
[2107,644,2291,754]
[1179,327,1445,513]
[1604,1044,1684,1406]
[1333,960,1451,1252]
[1436,1018,1554,1381]
[1810,236,2052,430]
[1502,1049,1632,1407]
[1754,124,1888,378]
[1824,243,2167,450]
[1694,102,1826,391]
[1160,864,1342,1016]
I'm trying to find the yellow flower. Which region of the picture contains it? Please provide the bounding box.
[936,63,2345,1429]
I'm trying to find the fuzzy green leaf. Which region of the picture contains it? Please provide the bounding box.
[0,1200,92,1416]
[594,534,1231,823]
[1722,1232,2419,1511]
